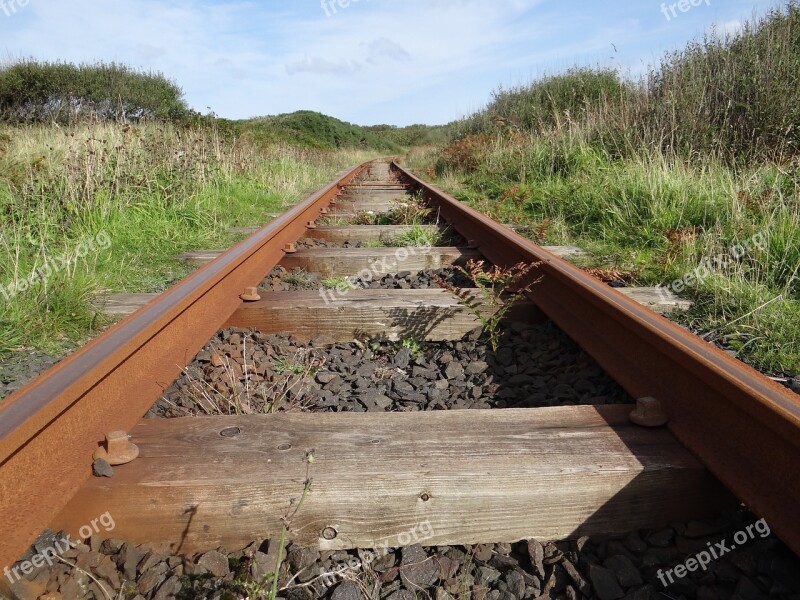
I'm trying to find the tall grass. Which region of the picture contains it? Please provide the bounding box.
[0,120,373,353]
[418,3,800,375]
[455,4,800,165]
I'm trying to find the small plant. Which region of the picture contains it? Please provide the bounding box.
[435,259,542,351]
[359,239,386,248]
[321,276,354,291]
[400,337,425,359]
[391,224,443,248]
[319,216,349,226]
[281,269,313,287]
[388,192,433,225]
[169,339,322,415]
[353,211,392,226]
[236,450,315,600]
[272,349,323,377]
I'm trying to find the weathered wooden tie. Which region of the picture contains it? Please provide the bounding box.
[225,289,501,341]
[279,247,482,278]
[51,406,730,555]
[98,286,690,319]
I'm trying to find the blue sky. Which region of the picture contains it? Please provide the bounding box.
[0,0,779,125]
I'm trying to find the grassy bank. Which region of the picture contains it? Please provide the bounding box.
[0,120,374,354]
[406,137,800,375]
[404,4,800,376]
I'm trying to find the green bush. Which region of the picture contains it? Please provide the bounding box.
[238,111,402,152]
[456,68,629,137]
[645,3,800,162]
[0,60,188,123]
[447,3,800,165]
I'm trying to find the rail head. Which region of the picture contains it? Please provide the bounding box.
[0,160,373,569]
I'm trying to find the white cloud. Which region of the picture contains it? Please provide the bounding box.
[364,38,411,63]
[709,19,745,38]
[286,56,362,76]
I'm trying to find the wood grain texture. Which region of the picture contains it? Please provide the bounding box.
[52,406,729,555]
[225,289,488,341]
[92,293,160,316]
[616,287,693,314]
[330,199,400,213]
[176,249,229,266]
[279,247,482,278]
[96,286,688,319]
[308,225,445,244]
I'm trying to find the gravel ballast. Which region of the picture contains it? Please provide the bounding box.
[5,509,798,600]
[152,321,631,418]
[259,267,473,293]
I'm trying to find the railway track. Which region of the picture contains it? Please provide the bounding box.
[1,160,798,599]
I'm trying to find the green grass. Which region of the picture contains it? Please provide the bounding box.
[0,120,375,356]
[414,134,800,374]
[360,239,387,248]
[400,337,425,360]
[272,356,308,376]
[282,270,314,287]
[390,224,444,248]
[321,276,354,291]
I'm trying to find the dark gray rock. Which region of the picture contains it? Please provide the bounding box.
[92,458,114,478]
[153,575,182,600]
[562,559,591,596]
[478,566,502,584]
[646,529,673,548]
[197,550,230,577]
[527,539,546,580]
[393,348,412,369]
[332,580,363,600]
[505,569,526,598]
[385,590,415,600]
[589,564,625,600]
[400,545,438,588]
[604,555,642,588]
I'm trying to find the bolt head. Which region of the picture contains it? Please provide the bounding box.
[630,397,669,427]
[93,431,139,466]
[240,287,262,302]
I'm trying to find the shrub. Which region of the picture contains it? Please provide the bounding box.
[0,60,188,123]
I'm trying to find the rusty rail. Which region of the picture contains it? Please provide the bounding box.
[392,161,800,555]
[0,161,370,568]
[1,158,798,569]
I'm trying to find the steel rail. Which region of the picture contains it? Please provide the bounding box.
[393,161,800,555]
[0,161,370,569]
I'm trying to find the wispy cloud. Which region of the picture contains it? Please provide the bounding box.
[711,19,745,37]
